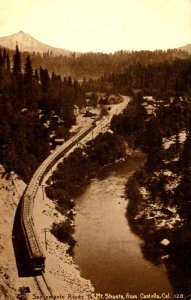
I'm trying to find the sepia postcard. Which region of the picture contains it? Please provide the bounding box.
[0,1,191,299]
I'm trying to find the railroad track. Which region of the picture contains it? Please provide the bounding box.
[34,274,53,299]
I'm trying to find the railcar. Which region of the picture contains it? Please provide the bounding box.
[24,220,45,271]
[21,198,45,271]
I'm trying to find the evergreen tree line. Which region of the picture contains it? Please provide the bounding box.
[103,57,191,97]
[0,46,85,181]
[29,48,190,80]
[1,46,189,80]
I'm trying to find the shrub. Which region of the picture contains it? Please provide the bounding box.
[50,220,76,247]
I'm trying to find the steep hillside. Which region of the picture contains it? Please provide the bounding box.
[0,31,72,56]
[0,165,28,299]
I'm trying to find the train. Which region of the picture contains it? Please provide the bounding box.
[20,122,96,272]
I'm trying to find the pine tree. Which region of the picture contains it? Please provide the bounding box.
[34,69,39,81]
[24,55,37,110]
[13,44,21,77]
[39,67,50,93]
[0,49,6,71]
[6,53,10,73]
[3,48,6,63]
[0,50,3,90]
[12,45,23,108]
[0,50,3,71]
[24,55,33,83]
[67,76,73,87]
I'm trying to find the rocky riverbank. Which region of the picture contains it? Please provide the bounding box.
[33,175,95,298]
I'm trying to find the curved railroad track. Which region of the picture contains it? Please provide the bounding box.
[34,274,53,299]
[21,122,97,272]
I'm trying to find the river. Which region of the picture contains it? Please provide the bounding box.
[73,154,173,295]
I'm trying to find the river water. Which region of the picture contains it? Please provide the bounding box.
[73,155,173,295]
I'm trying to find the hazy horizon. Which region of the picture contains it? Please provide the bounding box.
[0,0,190,53]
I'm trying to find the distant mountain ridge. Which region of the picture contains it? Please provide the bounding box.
[0,31,190,80]
[0,31,73,56]
[0,31,190,56]
[178,44,191,54]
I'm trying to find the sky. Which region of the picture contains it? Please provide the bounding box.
[0,0,190,53]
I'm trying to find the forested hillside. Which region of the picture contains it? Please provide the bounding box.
[1,44,191,181]
[25,49,191,80]
[102,57,191,97]
[0,46,85,181]
[1,46,189,80]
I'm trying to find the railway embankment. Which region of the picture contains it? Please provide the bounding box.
[0,165,40,299]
